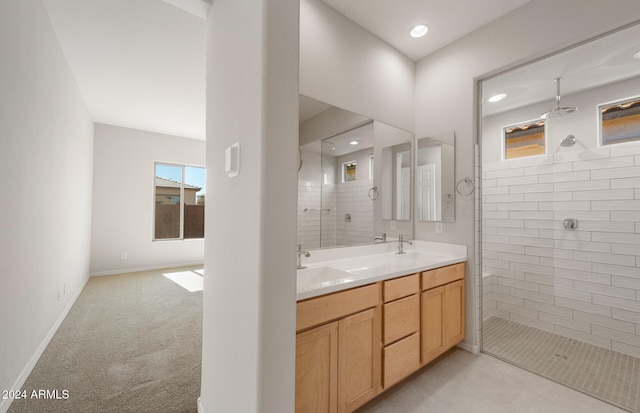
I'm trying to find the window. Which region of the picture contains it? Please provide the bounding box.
[154,163,206,240]
[503,119,546,159]
[600,97,640,145]
[342,161,357,182]
[369,153,374,180]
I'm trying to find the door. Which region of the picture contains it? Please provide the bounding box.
[418,163,437,221]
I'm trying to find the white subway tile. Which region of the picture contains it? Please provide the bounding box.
[509,183,555,194]
[509,155,554,168]
[497,228,539,237]
[485,194,525,203]
[524,192,573,202]
[555,268,610,285]
[497,175,539,187]
[510,262,555,276]
[539,257,592,272]
[553,211,610,221]
[593,295,640,313]
[511,288,555,304]
[554,240,611,254]
[592,325,640,347]
[592,232,640,244]
[510,236,554,248]
[578,221,635,233]
[483,226,498,235]
[538,171,590,183]
[592,263,640,278]
[573,189,635,201]
[636,189,640,199]
[555,297,611,317]
[482,234,510,244]
[496,202,540,211]
[540,313,590,333]
[539,201,591,211]
[555,326,612,348]
[612,308,640,324]
[612,276,640,290]
[524,163,573,176]
[485,168,525,179]
[592,200,640,211]
[509,211,555,220]
[554,148,609,164]
[574,281,636,300]
[524,246,573,259]
[482,161,511,172]
[482,212,511,221]
[499,278,540,291]
[636,153,640,162]
[612,211,640,222]
[574,312,636,334]
[540,285,591,302]
[610,177,640,189]
[482,186,510,195]
[574,251,637,267]
[525,299,573,318]
[612,342,640,359]
[483,179,497,187]
[484,243,525,254]
[612,243,640,256]
[499,302,539,319]
[610,143,640,157]
[499,253,540,265]
[484,219,524,228]
[591,166,640,180]
[524,273,574,289]
[524,220,560,230]
[496,294,525,306]
[554,179,610,192]
[483,258,510,269]
[573,156,635,171]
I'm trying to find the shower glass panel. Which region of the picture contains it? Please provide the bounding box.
[480,22,640,412]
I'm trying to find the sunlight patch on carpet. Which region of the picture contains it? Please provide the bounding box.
[163,270,204,292]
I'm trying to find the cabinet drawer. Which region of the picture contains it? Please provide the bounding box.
[297,283,379,332]
[383,273,419,303]
[383,294,419,345]
[422,262,465,291]
[383,333,420,388]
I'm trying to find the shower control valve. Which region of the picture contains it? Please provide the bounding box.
[563,218,578,230]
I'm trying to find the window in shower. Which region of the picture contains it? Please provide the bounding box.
[503,119,546,159]
[600,97,640,145]
[342,160,357,182]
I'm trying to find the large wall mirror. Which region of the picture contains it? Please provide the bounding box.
[298,95,414,249]
[416,131,455,222]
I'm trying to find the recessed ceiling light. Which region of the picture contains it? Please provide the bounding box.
[488,93,507,103]
[350,140,358,145]
[410,24,428,38]
[633,50,640,59]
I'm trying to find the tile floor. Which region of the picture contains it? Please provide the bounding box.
[357,348,627,413]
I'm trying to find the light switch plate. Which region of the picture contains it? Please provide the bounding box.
[225,142,240,177]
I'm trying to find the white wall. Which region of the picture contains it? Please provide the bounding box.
[90,124,205,275]
[299,0,414,132]
[482,77,640,358]
[414,0,640,350]
[0,1,94,411]
[200,0,299,412]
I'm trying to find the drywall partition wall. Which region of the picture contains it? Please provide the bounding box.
[299,0,414,132]
[200,0,298,412]
[0,1,94,412]
[90,124,205,275]
[414,0,640,351]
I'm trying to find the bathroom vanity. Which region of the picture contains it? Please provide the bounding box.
[295,241,467,413]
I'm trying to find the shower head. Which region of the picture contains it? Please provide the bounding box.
[560,135,576,147]
[541,77,578,119]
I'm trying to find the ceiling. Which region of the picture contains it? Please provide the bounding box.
[482,22,640,117]
[42,0,533,140]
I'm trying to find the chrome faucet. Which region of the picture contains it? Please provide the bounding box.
[297,243,310,269]
[373,233,387,243]
[396,234,413,255]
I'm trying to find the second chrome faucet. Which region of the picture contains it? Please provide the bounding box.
[396,234,413,255]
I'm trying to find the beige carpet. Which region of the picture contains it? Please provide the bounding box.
[483,317,640,413]
[7,267,203,413]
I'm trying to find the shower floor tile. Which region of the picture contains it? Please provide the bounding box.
[483,316,640,413]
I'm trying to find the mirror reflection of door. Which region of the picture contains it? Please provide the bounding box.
[396,153,411,220]
[418,163,436,221]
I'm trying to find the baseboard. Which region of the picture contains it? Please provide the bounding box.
[457,341,480,354]
[0,275,90,413]
[197,396,204,413]
[90,261,204,277]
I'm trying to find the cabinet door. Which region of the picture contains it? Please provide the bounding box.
[296,322,339,413]
[338,307,380,413]
[421,286,445,364]
[444,279,465,348]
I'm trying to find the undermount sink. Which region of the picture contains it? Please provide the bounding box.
[297,266,354,292]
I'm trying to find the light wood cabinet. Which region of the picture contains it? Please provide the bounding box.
[421,263,465,365]
[296,284,380,413]
[296,261,466,412]
[296,322,338,413]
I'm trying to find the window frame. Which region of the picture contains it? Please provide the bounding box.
[341,160,357,183]
[153,161,205,241]
[598,95,640,147]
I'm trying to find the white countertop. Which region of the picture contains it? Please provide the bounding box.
[297,240,467,300]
